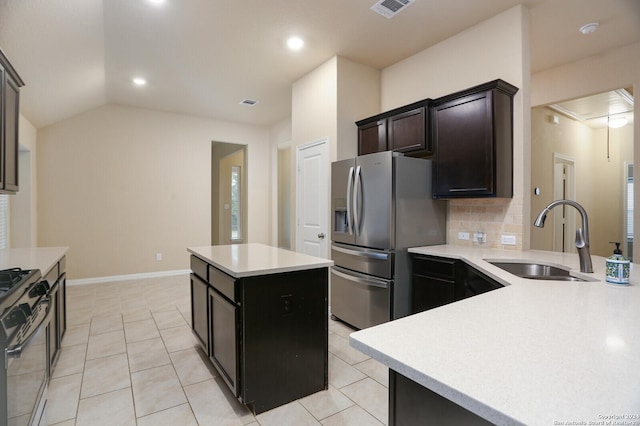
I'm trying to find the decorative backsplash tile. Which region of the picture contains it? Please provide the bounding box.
[447,197,524,250]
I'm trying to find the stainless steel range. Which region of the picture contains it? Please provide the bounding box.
[0,268,49,426]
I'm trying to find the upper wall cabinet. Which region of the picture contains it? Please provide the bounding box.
[356,99,432,157]
[431,79,518,199]
[0,49,25,194]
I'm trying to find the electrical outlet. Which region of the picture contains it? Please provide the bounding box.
[281,294,293,316]
[501,235,517,246]
[473,232,487,244]
[457,232,470,241]
[155,253,162,261]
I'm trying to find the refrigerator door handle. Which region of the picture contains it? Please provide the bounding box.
[331,267,389,289]
[331,244,390,261]
[346,166,355,235]
[353,165,362,236]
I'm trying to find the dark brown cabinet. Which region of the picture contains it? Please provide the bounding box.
[190,273,210,351]
[411,254,503,315]
[390,371,492,425]
[189,255,328,414]
[0,49,24,194]
[411,255,458,313]
[356,100,431,157]
[431,79,518,199]
[45,255,67,377]
[358,119,386,155]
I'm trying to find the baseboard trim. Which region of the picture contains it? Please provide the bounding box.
[67,269,191,286]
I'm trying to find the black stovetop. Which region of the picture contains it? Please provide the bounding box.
[0,268,42,313]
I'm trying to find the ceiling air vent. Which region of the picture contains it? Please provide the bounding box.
[370,0,414,18]
[240,99,258,106]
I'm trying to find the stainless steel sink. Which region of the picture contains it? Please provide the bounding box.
[487,261,586,282]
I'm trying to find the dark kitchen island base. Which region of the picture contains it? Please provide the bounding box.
[390,370,492,425]
[188,245,332,415]
[240,268,328,414]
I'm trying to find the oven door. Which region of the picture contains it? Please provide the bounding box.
[5,296,51,426]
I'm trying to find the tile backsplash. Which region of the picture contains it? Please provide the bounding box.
[447,198,524,250]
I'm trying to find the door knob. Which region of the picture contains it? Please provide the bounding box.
[318,233,325,239]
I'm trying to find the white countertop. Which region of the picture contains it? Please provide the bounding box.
[350,244,640,425]
[0,247,68,275]
[187,243,333,278]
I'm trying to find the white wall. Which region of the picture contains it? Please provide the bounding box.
[37,104,271,279]
[336,58,380,161]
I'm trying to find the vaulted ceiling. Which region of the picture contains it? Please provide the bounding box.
[1,0,639,129]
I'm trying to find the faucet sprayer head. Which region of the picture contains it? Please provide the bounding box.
[533,210,548,228]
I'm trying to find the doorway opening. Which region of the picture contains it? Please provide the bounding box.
[212,142,247,245]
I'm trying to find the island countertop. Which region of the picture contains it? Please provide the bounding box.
[187,243,333,278]
[0,246,68,276]
[350,244,640,425]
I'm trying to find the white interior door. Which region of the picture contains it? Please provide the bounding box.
[296,139,329,258]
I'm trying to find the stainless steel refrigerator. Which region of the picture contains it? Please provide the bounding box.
[330,151,446,329]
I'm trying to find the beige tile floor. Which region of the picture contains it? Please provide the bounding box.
[47,275,389,425]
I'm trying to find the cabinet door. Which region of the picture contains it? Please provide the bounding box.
[461,264,503,300]
[411,255,457,314]
[58,273,67,340]
[390,371,493,425]
[358,120,386,155]
[3,75,19,192]
[432,91,494,198]
[0,65,5,190]
[190,274,209,353]
[209,287,239,396]
[411,274,455,313]
[388,106,427,153]
[47,282,60,377]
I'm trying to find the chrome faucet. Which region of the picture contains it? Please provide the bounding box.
[533,200,594,273]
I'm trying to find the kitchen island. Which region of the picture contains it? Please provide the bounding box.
[350,245,640,425]
[187,243,333,414]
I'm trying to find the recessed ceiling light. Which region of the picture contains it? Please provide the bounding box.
[579,22,599,35]
[240,99,258,106]
[148,0,165,5]
[132,77,147,86]
[286,36,304,51]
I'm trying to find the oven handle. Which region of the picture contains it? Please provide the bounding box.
[5,297,51,365]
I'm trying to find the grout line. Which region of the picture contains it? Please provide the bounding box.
[56,275,390,425]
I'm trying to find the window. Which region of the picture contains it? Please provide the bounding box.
[231,165,242,241]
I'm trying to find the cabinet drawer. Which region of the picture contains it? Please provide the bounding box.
[209,266,236,301]
[412,255,456,280]
[190,256,208,281]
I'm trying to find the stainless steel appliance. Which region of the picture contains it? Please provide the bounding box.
[0,268,50,426]
[331,151,446,329]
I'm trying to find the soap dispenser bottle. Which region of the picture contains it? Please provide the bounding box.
[605,242,630,285]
